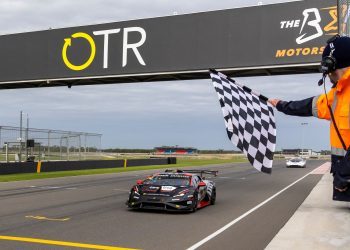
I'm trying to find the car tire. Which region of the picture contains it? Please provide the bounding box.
[191,192,198,213]
[127,190,135,207]
[210,188,216,205]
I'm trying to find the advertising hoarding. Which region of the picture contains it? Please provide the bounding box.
[0,0,337,89]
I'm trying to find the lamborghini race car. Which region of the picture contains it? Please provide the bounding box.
[126,169,218,212]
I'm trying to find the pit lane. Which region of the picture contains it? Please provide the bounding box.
[0,160,325,250]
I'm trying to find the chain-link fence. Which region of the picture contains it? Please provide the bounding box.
[338,0,350,36]
[0,126,102,162]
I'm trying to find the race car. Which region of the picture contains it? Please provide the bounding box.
[126,169,218,212]
[286,157,306,168]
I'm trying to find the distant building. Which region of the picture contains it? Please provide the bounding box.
[154,146,198,155]
[282,148,320,157]
[282,149,301,155]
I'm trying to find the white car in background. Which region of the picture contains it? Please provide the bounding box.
[286,157,306,168]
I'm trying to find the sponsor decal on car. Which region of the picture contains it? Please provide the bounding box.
[205,181,214,196]
[161,186,176,192]
[142,186,160,193]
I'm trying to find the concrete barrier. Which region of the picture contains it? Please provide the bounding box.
[0,162,37,174]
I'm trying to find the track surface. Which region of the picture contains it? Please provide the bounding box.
[0,160,325,250]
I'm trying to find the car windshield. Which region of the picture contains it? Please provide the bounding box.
[144,174,190,186]
[290,158,303,162]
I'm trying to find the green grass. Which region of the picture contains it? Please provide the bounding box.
[0,156,246,182]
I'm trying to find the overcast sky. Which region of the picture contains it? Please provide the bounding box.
[0,0,331,150]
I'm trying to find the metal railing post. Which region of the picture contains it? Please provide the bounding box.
[5,143,8,162]
[78,134,81,160]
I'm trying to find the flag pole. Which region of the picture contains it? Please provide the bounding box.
[209,69,269,102]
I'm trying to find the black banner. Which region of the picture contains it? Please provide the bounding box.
[0,0,337,89]
[0,158,175,175]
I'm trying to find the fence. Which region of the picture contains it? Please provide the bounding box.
[0,126,102,162]
[339,0,350,36]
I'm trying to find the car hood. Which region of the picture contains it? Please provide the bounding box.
[139,185,190,195]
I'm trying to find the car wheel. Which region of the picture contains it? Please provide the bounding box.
[191,192,198,213]
[127,190,135,207]
[210,188,216,205]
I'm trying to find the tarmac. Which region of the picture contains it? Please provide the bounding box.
[266,162,350,250]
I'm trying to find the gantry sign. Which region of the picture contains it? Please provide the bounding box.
[0,0,339,89]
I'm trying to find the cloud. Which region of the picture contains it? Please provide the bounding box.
[0,0,299,34]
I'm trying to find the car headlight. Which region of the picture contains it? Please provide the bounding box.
[173,193,185,197]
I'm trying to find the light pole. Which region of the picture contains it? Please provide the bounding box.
[301,122,308,157]
[19,111,30,162]
[19,111,23,162]
[26,114,29,160]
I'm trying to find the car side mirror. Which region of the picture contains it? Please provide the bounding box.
[136,179,143,185]
[198,181,206,187]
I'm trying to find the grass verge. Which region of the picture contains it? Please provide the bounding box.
[0,156,246,182]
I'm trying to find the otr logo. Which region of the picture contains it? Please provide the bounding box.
[62,27,146,71]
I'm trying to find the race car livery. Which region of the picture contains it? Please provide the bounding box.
[126,169,218,212]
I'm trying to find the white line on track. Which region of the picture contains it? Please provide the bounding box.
[186,164,328,250]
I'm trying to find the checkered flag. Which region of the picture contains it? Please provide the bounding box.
[209,69,276,174]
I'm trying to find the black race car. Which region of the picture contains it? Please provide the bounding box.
[126,169,218,212]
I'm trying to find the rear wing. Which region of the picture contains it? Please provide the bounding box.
[165,169,218,177]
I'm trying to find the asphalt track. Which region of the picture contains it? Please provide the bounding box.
[0,160,326,250]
